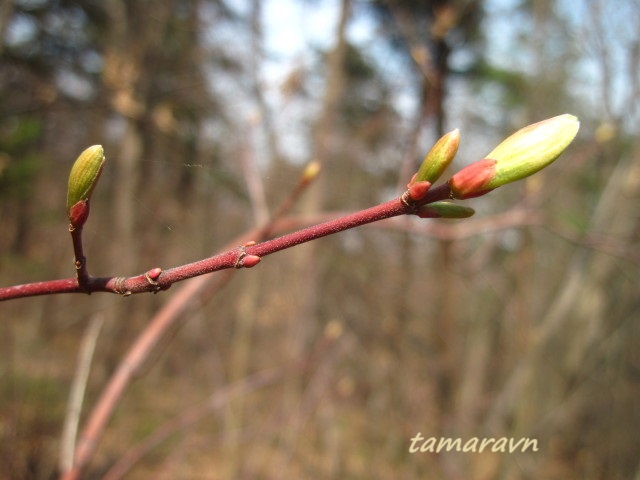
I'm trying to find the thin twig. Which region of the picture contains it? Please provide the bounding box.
[100,368,281,480]
[69,223,90,289]
[59,314,104,472]
[102,313,346,480]
[0,184,453,302]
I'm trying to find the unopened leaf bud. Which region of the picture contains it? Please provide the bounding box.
[67,145,105,218]
[449,114,579,199]
[147,267,162,281]
[484,114,579,189]
[242,255,261,268]
[412,129,460,185]
[417,201,475,219]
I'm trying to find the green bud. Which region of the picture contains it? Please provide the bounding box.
[483,114,579,189]
[67,145,105,215]
[448,115,579,199]
[412,129,460,184]
[417,201,475,219]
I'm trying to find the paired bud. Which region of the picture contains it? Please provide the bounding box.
[67,145,105,227]
[449,114,579,199]
[411,129,460,185]
[417,201,475,219]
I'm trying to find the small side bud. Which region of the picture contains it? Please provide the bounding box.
[144,267,163,289]
[302,160,321,184]
[411,129,460,185]
[242,255,261,268]
[67,145,106,218]
[147,267,162,281]
[417,201,475,219]
[407,181,431,202]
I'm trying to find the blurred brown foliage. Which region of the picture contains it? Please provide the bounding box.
[0,0,638,479]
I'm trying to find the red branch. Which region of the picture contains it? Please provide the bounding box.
[0,184,452,302]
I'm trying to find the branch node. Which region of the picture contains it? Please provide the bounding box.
[400,191,418,213]
[74,257,86,271]
[144,268,163,293]
[113,277,131,297]
[234,246,247,269]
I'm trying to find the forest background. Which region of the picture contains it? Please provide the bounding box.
[0,0,638,479]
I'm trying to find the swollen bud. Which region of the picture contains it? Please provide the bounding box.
[411,129,460,185]
[484,114,579,189]
[67,145,105,220]
[449,114,579,199]
[417,201,475,219]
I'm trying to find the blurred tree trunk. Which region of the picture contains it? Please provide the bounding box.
[279,0,351,464]
[95,0,177,370]
[384,0,457,438]
[298,0,350,337]
[223,2,268,477]
[0,0,13,56]
[102,0,149,273]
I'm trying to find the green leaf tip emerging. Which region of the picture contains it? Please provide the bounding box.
[67,145,105,215]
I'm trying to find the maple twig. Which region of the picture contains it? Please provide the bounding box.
[3,115,581,303]
[0,184,452,302]
[70,223,90,289]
